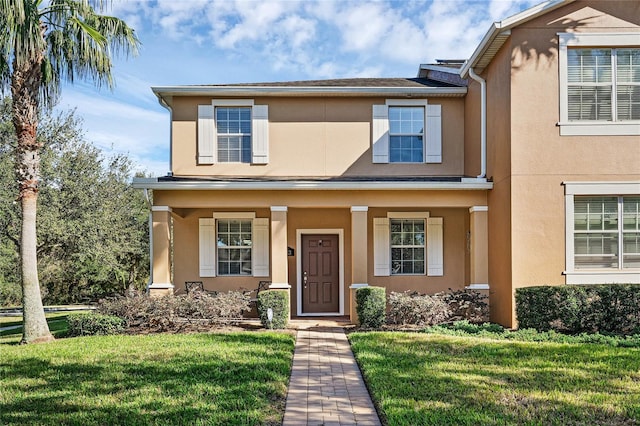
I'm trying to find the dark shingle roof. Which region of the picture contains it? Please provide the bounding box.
[199,77,463,88]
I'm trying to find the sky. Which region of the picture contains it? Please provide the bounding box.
[56,0,543,177]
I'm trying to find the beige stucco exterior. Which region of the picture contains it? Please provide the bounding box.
[171,96,465,178]
[136,0,640,327]
[476,0,640,326]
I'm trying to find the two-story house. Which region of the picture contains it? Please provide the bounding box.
[133,0,639,327]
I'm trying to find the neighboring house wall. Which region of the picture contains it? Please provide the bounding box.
[484,0,640,326]
[170,96,465,177]
[484,39,515,326]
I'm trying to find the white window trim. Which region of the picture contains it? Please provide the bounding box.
[564,181,640,284]
[558,32,640,136]
[386,99,428,164]
[295,229,345,317]
[212,100,253,164]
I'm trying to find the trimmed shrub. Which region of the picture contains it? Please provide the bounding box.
[356,286,386,328]
[388,291,450,326]
[67,312,124,336]
[257,290,289,329]
[98,290,250,332]
[516,284,640,335]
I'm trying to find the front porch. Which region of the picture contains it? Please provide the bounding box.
[139,178,491,323]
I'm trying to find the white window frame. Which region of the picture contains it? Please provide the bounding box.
[390,217,427,275]
[214,212,255,276]
[564,182,640,284]
[558,33,640,136]
[387,102,426,164]
[215,104,253,164]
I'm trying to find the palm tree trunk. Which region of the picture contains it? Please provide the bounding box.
[12,52,53,344]
[20,191,52,343]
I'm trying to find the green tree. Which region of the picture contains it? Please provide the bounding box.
[0,1,139,343]
[0,99,149,307]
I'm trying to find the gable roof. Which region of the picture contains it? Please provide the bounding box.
[460,0,576,77]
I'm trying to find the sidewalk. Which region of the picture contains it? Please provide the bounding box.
[283,326,382,426]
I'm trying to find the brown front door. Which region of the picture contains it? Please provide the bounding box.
[302,234,340,313]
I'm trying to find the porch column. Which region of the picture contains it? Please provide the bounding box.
[270,206,291,317]
[468,206,489,290]
[350,206,369,324]
[149,206,173,297]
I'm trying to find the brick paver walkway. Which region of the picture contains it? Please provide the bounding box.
[283,326,382,426]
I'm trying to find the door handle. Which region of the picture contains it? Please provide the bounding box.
[303,271,308,288]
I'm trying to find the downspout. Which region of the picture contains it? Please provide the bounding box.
[468,68,487,179]
[143,189,153,292]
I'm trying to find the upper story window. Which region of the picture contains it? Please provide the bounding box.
[567,49,640,122]
[372,99,442,164]
[388,107,424,163]
[558,33,640,136]
[197,100,269,165]
[216,107,252,163]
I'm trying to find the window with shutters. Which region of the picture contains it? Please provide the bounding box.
[197,100,269,165]
[199,213,269,278]
[374,212,443,277]
[372,99,441,164]
[558,33,640,136]
[216,107,252,163]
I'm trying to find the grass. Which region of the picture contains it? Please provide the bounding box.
[349,331,640,426]
[0,313,71,338]
[0,332,295,425]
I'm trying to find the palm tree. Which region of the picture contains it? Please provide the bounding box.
[0,0,139,343]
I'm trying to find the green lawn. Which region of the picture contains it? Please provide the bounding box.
[0,313,70,337]
[0,332,295,425]
[349,331,640,426]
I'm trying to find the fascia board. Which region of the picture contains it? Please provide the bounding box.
[151,86,467,105]
[460,0,575,77]
[132,178,493,191]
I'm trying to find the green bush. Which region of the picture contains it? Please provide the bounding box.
[67,312,124,336]
[423,321,640,347]
[356,286,386,328]
[516,284,640,335]
[257,290,289,329]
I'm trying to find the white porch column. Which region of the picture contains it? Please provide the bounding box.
[350,206,369,323]
[468,206,489,290]
[270,206,290,289]
[149,206,173,297]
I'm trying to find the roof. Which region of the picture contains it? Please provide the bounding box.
[461,0,575,76]
[197,78,463,88]
[152,78,468,108]
[133,175,493,191]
